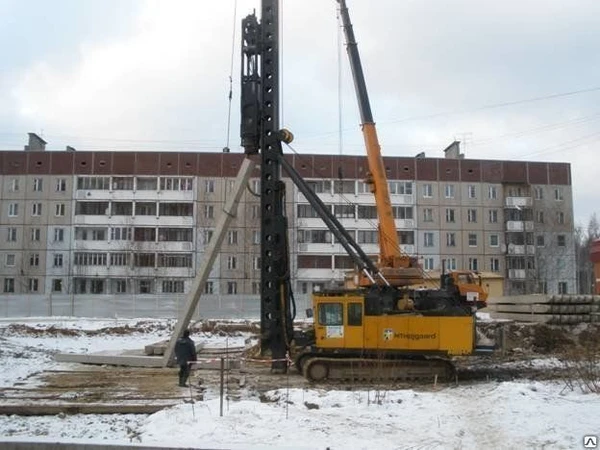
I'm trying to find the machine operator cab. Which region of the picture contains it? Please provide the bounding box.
[441,270,488,310]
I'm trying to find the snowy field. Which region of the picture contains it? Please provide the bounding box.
[0,317,599,449]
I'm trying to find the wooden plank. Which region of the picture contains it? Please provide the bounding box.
[0,403,174,415]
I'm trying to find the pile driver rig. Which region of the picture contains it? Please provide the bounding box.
[240,0,489,381]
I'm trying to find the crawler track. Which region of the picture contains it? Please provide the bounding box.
[301,356,455,383]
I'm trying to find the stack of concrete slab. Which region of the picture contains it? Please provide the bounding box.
[486,294,600,324]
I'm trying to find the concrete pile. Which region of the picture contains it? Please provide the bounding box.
[486,294,600,324]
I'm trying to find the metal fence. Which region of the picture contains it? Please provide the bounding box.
[0,293,313,320]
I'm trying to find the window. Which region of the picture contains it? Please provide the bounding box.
[490,234,499,247]
[33,178,43,192]
[333,180,355,194]
[424,232,434,247]
[252,230,260,245]
[32,203,42,216]
[467,209,477,223]
[444,184,455,198]
[28,278,39,292]
[53,254,64,267]
[468,185,477,199]
[159,203,192,216]
[136,202,157,216]
[10,178,19,192]
[468,258,479,271]
[9,203,19,217]
[52,279,63,292]
[76,201,110,215]
[204,281,214,294]
[136,177,157,190]
[205,179,215,193]
[318,303,343,326]
[299,230,331,244]
[536,235,545,247]
[490,258,500,272]
[536,211,544,224]
[445,209,455,223]
[158,228,193,242]
[398,231,415,245]
[348,303,362,326]
[111,202,132,216]
[357,230,378,244]
[488,209,498,224]
[74,279,87,294]
[468,233,478,246]
[534,187,543,200]
[90,279,105,294]
[55,179,66,192]
[251,205,260,219]
[228,230,238,245]
[158,253,192,268]
[7,228,17,242]
[29,253,40,267]
[112,177,134,190]
[558,282,568,294]
[307,180,331,194]
[162,280,185,293]
[134,253,155,267]
[110,253,130,266]
[443,258,457,271]
[253,257,261,270]
[5,254,15,267]
[423,208,433,222]
[110,227,132,241]
[160,177,193,191]
[76,228,106,241]
[392,206,413,220]
[31,228,41,241]
[298,204,320,218]
[556,211,565,225]
[554,188,563,201]
[388,181,412,195]
[251,179,260,193]
[227,281,238,294]
[557,235,566,247]
[446,233,456,247]
[357,205,377,219]
[422,184,433,198]
[133,227,156,242]
[77,177,110,190]
[138,279,153,294]
[204,205,214,219]
[74,253,108,266]
[227,256,237,270]
[204,229,213,244]
[423,257,435,271]
[488,186,497,200]
[4,278,15,293]
[334,205,355,219]
[55,203,66,217]
[114,279,127,294]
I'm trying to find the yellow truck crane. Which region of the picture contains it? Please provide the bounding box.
[240,0,490,382]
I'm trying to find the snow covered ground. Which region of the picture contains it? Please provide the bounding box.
[1,317,599,449]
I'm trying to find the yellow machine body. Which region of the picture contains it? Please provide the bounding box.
[312,293,474,356]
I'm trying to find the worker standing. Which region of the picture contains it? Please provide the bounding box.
[174,329,197,387]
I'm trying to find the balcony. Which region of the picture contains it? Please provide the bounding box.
[506,221,534,232]
[505,197,532,208]
[507,244,535,255]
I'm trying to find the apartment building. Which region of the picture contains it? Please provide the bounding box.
[0,138,576,305]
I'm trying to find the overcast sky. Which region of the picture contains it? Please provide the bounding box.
[0,0,598,227]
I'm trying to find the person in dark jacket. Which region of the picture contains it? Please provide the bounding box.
[174,329,197,387]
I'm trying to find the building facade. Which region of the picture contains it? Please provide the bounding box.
[0,144,576,305]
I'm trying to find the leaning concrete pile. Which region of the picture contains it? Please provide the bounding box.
[486,294,600,324]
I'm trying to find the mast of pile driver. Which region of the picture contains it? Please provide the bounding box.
[337,0,422,287]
